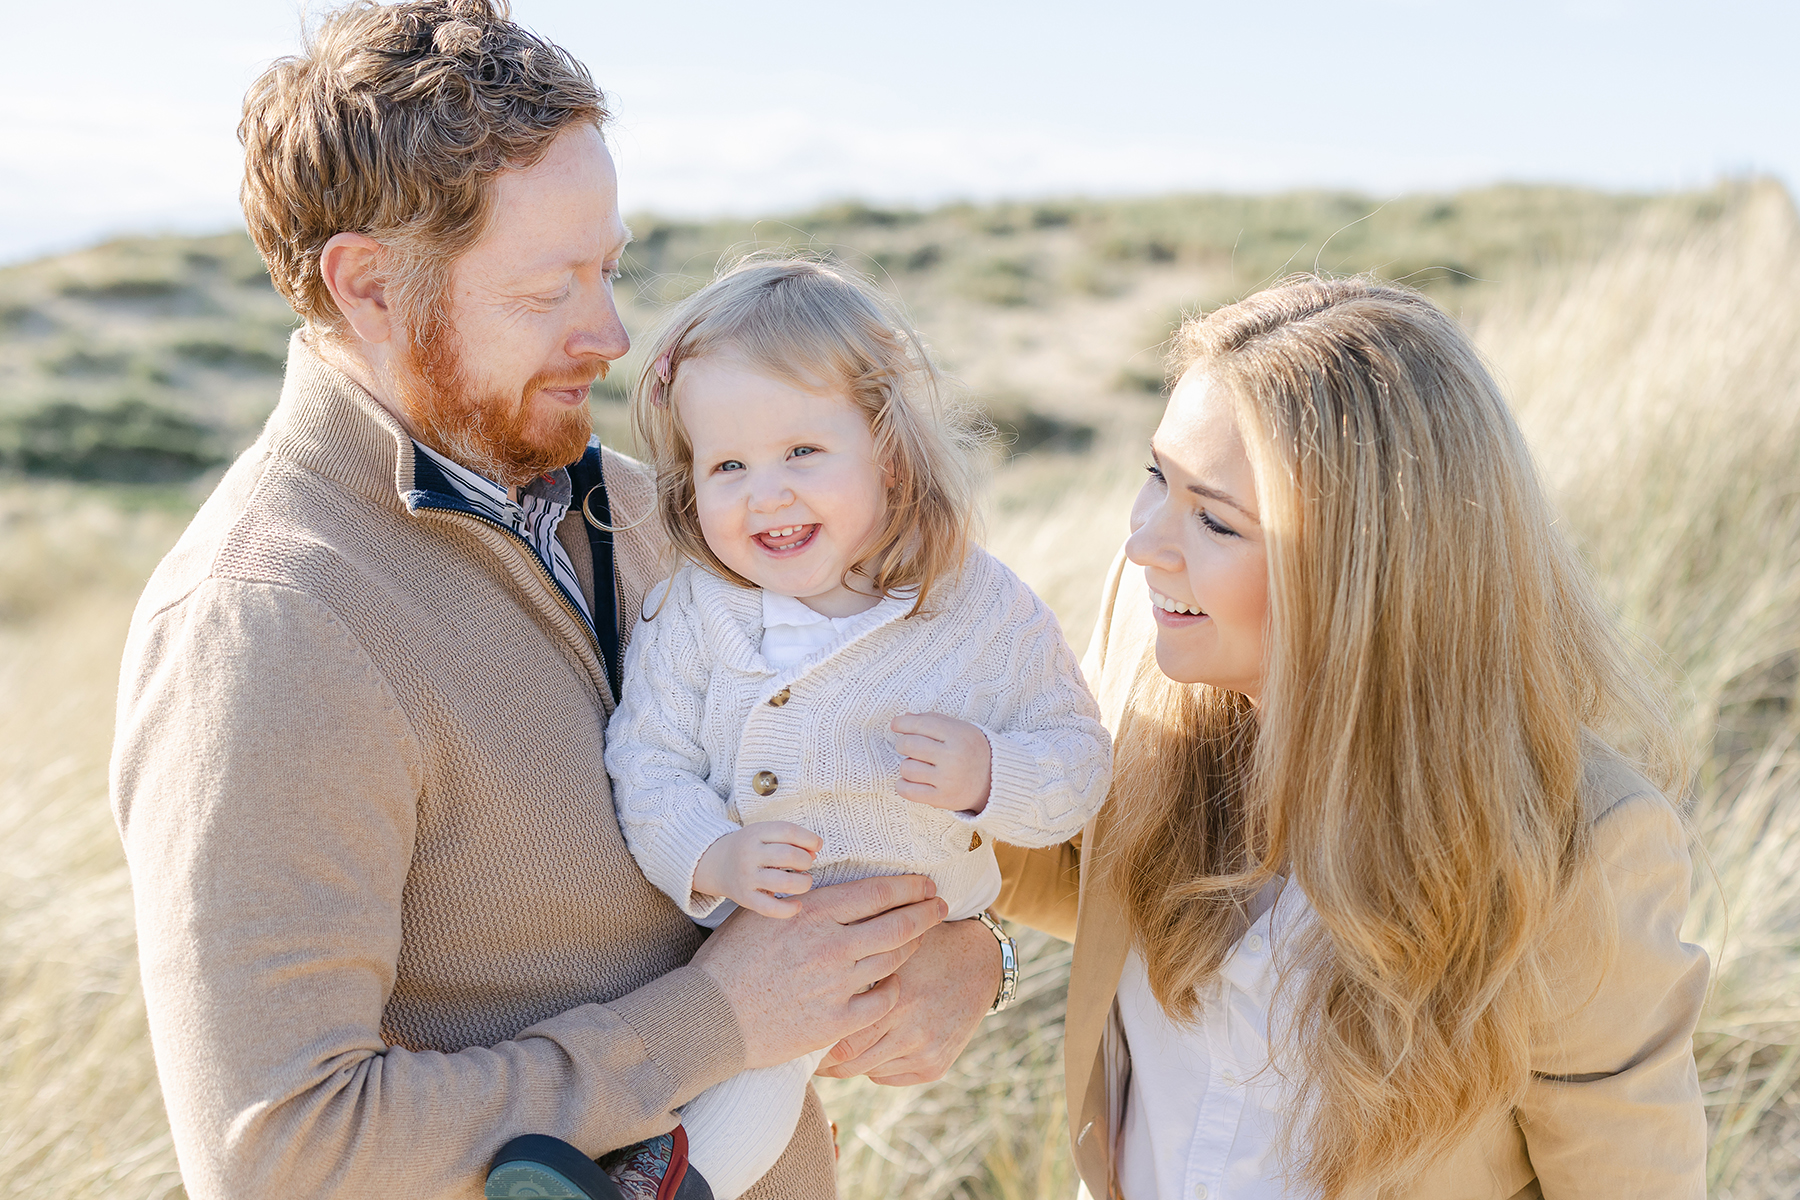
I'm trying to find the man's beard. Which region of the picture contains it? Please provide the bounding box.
[394,319,598,490]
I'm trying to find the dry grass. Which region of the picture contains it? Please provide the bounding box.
[2,181,1798,1198]
[0,490,188,1199]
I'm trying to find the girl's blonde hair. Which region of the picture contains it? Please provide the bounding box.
[630,258,981,612]
[1095,275,1681,1197]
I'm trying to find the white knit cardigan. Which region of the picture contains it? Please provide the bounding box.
[606,548,1113,924]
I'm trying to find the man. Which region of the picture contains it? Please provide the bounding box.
[108,3,1003,1197]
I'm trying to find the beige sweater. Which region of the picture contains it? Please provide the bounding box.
[109,335,837,1200]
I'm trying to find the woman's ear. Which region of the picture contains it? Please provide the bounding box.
[318,232,392,346]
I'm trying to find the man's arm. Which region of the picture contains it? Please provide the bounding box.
[112,579,940,1199]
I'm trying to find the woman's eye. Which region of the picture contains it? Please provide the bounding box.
[1199,510,1239,538]
[1144,462,1166,484]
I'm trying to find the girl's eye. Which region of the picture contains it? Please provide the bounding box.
[715,460,744,474]
[789,446,819,460]
[1199,510,1239,538]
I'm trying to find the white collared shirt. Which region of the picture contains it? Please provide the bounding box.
[759,587,915,670]
[1116,883,1310,1200]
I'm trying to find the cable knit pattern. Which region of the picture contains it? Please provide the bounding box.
[607,551,1113,924]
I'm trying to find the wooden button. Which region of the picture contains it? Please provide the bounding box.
[768,688,791,707]
[969,831,983,851]
[751,770,779,796]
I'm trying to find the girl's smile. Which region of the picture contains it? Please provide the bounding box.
[753,523,821,554]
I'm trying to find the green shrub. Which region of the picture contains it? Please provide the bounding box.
[171,340,286,374]
[0,399,224,482]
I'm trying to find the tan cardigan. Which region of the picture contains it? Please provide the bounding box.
[995,550,1710,1200]
[109,336,836,1200]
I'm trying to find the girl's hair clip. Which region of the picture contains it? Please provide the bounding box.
[650,352,673,408]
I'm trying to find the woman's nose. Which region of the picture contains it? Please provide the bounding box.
[1125,490,1181,573]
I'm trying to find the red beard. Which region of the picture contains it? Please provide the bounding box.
[395,320,598,489]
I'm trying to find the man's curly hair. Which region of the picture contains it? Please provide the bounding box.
[239,0,606,339]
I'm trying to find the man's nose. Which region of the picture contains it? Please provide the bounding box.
[567,277,630,363]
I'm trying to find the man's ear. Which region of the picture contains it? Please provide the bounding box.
[318,232,392,345]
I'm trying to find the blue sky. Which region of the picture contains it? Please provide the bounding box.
[2,0,1794,264]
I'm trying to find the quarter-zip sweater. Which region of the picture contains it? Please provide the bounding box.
[108,334,838,1200]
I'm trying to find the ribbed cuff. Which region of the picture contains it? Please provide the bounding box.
[644,802,744,921]
[969,729,1059,843]
[606,963,747,1107]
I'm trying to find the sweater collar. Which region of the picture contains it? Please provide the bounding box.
[263,331,423,512]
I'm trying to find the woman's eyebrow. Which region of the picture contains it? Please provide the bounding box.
[1188,481,1260,523]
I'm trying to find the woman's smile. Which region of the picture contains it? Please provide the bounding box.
[1148,586,1207,625]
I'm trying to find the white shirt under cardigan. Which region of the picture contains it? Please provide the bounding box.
[606,548,1113,925]
[1116,882,1312,1200]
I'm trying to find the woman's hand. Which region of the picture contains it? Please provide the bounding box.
[891,712,993,815]
[693,821,822,918]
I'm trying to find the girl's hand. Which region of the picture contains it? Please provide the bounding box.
[693,822,823,918]
[890,712,993,815]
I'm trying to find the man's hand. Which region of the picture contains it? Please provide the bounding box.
[693,822,822,918]
[891,712,993,814]
[814,915,1000,1085]
[691,874,948,1070]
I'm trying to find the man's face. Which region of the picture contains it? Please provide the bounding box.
[396,124,630,488]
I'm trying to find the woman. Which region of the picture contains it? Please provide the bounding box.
[995,276,1708,1199]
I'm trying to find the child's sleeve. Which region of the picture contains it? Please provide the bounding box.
[605,582,740,921]
[963,582,1114,847]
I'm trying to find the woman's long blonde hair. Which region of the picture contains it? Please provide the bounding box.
[629,257,981,614]
[1095,275,1680,1197]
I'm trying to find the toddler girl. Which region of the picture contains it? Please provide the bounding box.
[487,259,1111,1200]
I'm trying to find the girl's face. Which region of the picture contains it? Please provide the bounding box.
[678,351,888,617]
[1126,367,1270,701]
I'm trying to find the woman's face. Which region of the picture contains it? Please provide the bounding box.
[1126,367,1270,700]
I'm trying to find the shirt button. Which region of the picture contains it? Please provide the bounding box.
[768,688,792,707]
[752,771,779,796]
[1194,1186,1209,1200]
[1245,934,1265,953]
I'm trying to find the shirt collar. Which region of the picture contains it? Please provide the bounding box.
[760,586,917,630]
[412,441,573,512]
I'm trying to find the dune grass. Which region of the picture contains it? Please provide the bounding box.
[1,181,1797,1197]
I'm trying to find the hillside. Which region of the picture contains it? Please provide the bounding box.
[0,183,1735,482]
